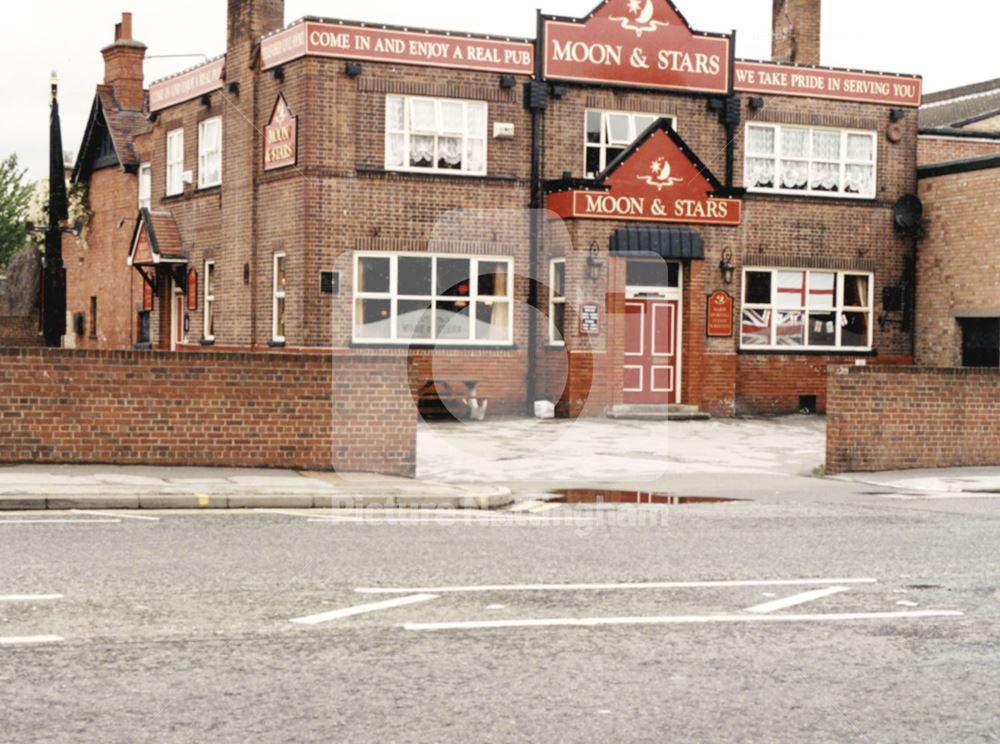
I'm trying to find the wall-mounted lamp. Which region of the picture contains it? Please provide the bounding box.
[227,81,240,96]
[719,249,736,285]
[587,241,605,281]
[272,66,284,82]
[346,61,363,78]
[889,108,907,122]
[748,96,765,111]
[200,93,212,107]
[500,75,516,89]
[551,84,569,99]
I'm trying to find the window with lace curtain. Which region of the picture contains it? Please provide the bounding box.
[745,125,877,199]
[385,96,487,175]
[354,253,513,345]
[741,268,873,350]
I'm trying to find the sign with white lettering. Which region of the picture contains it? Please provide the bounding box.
[264,94,298,171]
[735,60,922,107]
[260,20,534,75]
[547,121,742,226]
[543,0,731,94]
[580,302,602,336]
[150,58,226,113]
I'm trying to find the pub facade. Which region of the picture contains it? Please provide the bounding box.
[66,0,923,417]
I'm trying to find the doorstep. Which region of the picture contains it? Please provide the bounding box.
[607,404,712,422]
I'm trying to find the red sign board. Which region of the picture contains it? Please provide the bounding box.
[261,21,534,75]
[150,58,226,113]
[706,291,734,337]
[543,0,731,94]
[130,226,154,266]
[142,281,154,312]
[547,122,742,226]
[264,94,298,171]
[735,61,922,108]
[187,270,198,312]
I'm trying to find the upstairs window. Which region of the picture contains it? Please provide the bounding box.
[198,117,222,188]
[166,129,184,196]
[585,111,675,177]
[745,124,877,199]
[385,96,487,175]
[138,163,151,210]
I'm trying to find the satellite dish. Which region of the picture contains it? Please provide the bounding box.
[893,194,923,231]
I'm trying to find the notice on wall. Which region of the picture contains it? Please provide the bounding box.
[264,94,298,171]
[706,290,734,338]
[579,302,602,336]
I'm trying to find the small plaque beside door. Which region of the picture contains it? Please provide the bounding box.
[579,302,602,336]
[707,291,734,338]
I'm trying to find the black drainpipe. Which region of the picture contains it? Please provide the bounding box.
[724,29,739,188]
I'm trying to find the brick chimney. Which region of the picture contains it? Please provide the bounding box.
[101,12,146,111]
[228,0,285,55]
[772,0,821,65]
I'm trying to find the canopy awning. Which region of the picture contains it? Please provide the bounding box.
[609,226,704,261]
[128,208,187,268]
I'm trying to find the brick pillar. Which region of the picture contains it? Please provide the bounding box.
[682,260,706,408]
[772,0,822,66]
[101,12,146,111]
[222,0,285,346]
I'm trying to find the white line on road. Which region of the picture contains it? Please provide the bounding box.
[0,595,63,602]
[0,635,65,646]
[307,515,582,525]
[71,510,160,522]
[746,586,851,614]
[529,503,564,514]
[0,519,122,525]
[356,578,879,595]
[290,594,439,625]
[404,610,964,632]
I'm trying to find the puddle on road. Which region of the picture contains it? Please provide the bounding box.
[550,489,749,505]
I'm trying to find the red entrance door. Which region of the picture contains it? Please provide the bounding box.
[624,299,680,404]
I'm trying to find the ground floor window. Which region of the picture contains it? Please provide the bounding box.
[549,259,566,345]
[741,268,873,350]
[273,254,287,342]
[960,318,1000,368]
[204,260,216,341]
[354,253,513,345]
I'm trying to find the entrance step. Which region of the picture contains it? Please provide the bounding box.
[607,405,712,422]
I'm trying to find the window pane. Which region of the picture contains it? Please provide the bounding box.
[812,130,841,160]
[275,296,286,338]
[553,261,566,298]
[476,300,510,341]
[776,271,806,309]
[386,133,405,168]
[607,113,632,145]
[466,103,486,136]
[276,256,287,290]
[781,128,809,158]
[410,135,434,168]
[398,257,432,296]
[627,260,677,287]
[553,303,566,342]
[586,112,602,144]
[808,272,836,310]
[780,160,809,190]
[436,300,470,339]
[842,312,871,348]
[960,318,1000,367]
[744,271,771,305]
[207,264,215,296]
[397,300,433,340]
[810,162,840,192]
[386,96,405,131]
[741,309,772,346]
[440,101,463,133]
[747,127,775,156]
[438,137,463,169]
[844,164,874,195]
[808,312,837,346]
[586,147,602,176]
[843,275,870,308]
[606,146,626,166]
[847,134,874,162]
[634,114,658,135]
[466,139,485,173]
[747,158,775,188]
[777,311,805,346]
[410,99,436,131]
[356,299,391,339]
[358,257,390,294]
[478,261,509,297]
[437,259,471,297]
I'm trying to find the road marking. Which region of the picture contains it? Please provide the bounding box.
[356,578,879,595]
[746,586,850,614]
[307,514,584,525]
[529,503,563,514]
[290,594,439,625]
[404,610,964,632]
[197,494,211,508]
[0,635,65,646]
[0,519,121,525]
[0,594,63,602]
[71,510,160,522]
[508,501,546,512]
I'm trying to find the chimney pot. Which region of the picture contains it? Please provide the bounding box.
[121,12,133,40]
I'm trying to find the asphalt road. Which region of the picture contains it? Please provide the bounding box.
[1,490,999,743]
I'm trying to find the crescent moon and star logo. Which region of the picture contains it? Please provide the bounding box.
[638,157,682,189]
[608,0,670,38]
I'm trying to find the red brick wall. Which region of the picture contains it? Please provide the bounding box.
[918,135,1000,166]
[0,348,416,476]
[827,365,1000,474]
[916,166,1000,366]
[0,317,42,347]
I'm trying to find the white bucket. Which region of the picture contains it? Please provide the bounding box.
[534,400,556,419]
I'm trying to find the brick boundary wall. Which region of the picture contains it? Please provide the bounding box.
[826,365,1000,474]
[0,348,416,476]
[0,317,42,347]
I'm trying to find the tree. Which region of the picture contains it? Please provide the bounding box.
[0,154,33,268]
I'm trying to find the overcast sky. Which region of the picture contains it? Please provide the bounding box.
[2,0,995,181]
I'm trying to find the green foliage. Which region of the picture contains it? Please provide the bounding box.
[0,154,33,267]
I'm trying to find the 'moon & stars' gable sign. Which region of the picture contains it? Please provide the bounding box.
[542,0,732,94]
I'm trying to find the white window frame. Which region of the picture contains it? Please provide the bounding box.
[272,253,287,343]
[203,260,216,341]
[585,110,677,177]
[138,162,151,210]
[198,117,222,189]
[384,95,488,176]
[353,253,515,346]
[740,268,875,351]
[744,124,878,200]
[549,258,567,346]
[166,129,184,196]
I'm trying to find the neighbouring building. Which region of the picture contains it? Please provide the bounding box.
[65,0,925,417]
[918,78,1000,165]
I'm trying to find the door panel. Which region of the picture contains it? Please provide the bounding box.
[624,299,680,404]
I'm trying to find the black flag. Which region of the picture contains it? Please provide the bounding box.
[43,73,68,346]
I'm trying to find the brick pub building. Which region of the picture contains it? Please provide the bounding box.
[65,0,924,418]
